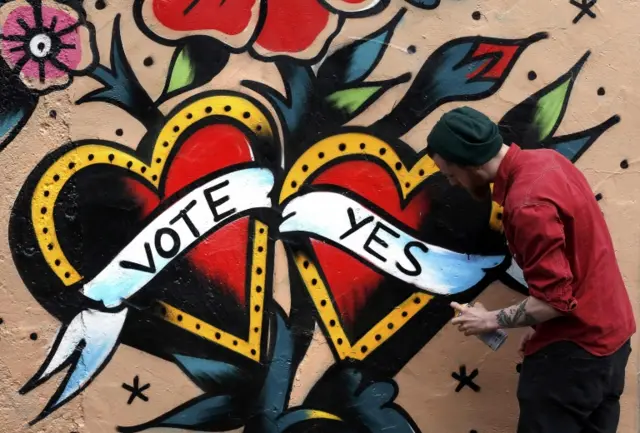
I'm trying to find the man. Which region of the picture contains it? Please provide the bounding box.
[426,106,635,433]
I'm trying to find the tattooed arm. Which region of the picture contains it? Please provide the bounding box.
[494,296,563,329]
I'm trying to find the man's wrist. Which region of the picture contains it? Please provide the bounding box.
[484,311,500,331]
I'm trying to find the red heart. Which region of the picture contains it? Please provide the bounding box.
[152,0,257,35]
[309,160,429,324]
[124,123,253,304]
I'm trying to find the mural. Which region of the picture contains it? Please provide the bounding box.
[0,0,629,432]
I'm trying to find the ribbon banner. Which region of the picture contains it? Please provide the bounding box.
[279,191,504,295]
[84,166,275,307]
[22,167,275,418]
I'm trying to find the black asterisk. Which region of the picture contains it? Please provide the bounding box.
[570,0,597,24]
[452,365,481,392]
[122,375,150,405]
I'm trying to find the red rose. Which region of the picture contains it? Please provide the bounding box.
[137,0,386,61]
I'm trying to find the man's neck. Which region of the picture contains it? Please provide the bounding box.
[484,144,510,182]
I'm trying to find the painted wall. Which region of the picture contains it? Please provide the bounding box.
[0,0,638,432]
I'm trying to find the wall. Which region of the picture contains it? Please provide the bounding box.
[0,0,638,432]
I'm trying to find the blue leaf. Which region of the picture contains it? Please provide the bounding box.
[0,104,36,152]
[543,115,620,162]
[117,394,244,432]
[318,8,407,87]
[172,354,246,392]
[242,62,314,138]
[0,58,38,152]
[405,0,440,9]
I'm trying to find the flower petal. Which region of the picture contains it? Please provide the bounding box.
[19,60,71,92]
[137,0,260,49]
[253,0,339,61]
[320,0,387,14]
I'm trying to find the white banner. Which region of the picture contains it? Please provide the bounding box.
[83,167,275,308]
[279,191,504,295]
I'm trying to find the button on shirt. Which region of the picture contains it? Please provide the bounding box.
[493,144,635,357]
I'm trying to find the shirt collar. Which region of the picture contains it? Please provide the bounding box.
[492,144,521,206]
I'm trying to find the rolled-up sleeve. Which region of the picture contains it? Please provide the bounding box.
[510,202,577,312]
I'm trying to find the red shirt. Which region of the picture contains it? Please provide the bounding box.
[493,144,635,357]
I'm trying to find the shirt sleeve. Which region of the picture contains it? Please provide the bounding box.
[510,202,578,313]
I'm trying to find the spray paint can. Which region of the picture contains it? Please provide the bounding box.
[456,302,508,351]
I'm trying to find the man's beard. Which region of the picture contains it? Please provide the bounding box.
[467,183,492,201]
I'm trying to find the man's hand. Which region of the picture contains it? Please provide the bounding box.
[450,302,499,336]
[518,328,535,358]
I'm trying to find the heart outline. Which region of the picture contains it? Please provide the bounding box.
[28,91,277,361]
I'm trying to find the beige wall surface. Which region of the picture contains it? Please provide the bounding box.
[0,0,638,432]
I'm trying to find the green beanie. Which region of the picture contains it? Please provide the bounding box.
[427,106,503,166]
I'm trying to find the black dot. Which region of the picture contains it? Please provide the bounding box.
[47,243,53,250]
[361,346,368,353]
[405,182,410,188]
[472,11,482,20]
[141,167,147,173]
[127,161,133,168]
[53,174,60,181]
[407,45,417,54]
[595,193,603,201]
[254,327,259,333]
[311,278,317,285]
[251,349,256,355]
[88,154,94,161]
[95,0,106,9]
[0,318,3,325]
[320,300,327,306]
[205,106,212,113]
[256,125,262,131]
[527,71,537,81]
[256,267,263,275]
[64,272,70,278]
[375,334,382,341]
[387,323,394,329]
[337,338,343,345]
[254,305,261,312]
[259,228,265,234]
[329,319,336,326]
[318,152,325,159]
[195,323,200,330]
[414,297,421,304]
[152,175,158,181]
[360,143,366,150]
[173,126,180,132]
[215,332,221,339]
[233,340,238,346]
[143,56,154,67]
[339,143,346,151]
[44,190,50,197]
[379,148,386,155]
[419,169,425,176]
[470,430,478,433]
[303,261,309,269]
[302,165,308,172]
[224,105,231,112]
[163,141,169,147]
[620,159,629,169]
[243,112,251,119]
[186,113,193,119]
[597,87,606,96]
[68,162,75,169]
[291,181,297,188]
[395,162,402,170]
[497,212,503,220]
[37,42,45,51]
[108,154,114,162]
[177,314,183,321]
[258,246,264,252]
[42,228,48,234]
[402,311,408,317]
[49,110,57,119]
[40,207,47,215]
[156,158,162,163]
[116,128,123,136]
[54,259,61,266]
[30,333,38,341]
[256,286,262,293]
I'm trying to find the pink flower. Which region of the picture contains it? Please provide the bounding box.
[0,0,97,93]
[137,0,386,61]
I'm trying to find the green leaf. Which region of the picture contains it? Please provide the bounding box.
[533,79,570,141]
[326,86,382,114]
[166,46,196,94]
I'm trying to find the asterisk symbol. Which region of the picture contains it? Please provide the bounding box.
[451,365,481,392]
[570,0,597,24]
[122,375,150,404]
